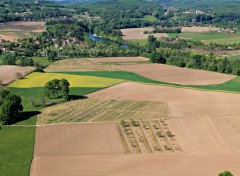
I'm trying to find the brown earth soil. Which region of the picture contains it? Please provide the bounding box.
[88,57,149,63]
[0,33,18,42]
[0,65,34,85]
[34,123,124,156]
[30,152,240,176]
[168,115,240,154]
[121,27,169,40]
[45,58,119,72]
[88,82,240,117]
[181,26,219,33]
[117,63,235,85]
[3,21,45,27]
[0,21,45,41]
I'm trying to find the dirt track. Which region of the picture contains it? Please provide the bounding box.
[88,57,149,63]
[88,82,240,116]
[117,63,235,85]
[0,65,34,85]
[31,152,240,176]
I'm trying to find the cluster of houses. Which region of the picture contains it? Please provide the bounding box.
[218,28,236,33]
[183,10,206,14]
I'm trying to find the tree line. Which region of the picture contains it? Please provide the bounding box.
[142,35,240,75]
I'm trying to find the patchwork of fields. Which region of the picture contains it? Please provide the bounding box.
[2,56,240,176]
[117,63,235,85]
[88,82,240,116]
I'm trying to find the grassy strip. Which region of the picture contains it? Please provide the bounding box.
[0,126,35,176]
[57,71,240,94]
[7,87,102,111]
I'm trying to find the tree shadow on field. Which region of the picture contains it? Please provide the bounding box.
[8,111,41,125]
[69,95,88,100]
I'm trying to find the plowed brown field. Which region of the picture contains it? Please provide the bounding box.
[34,123,124,156]
[181,26,219,33]
[117,64,235,85]
[88,57,149,63]
[0,21,45,41]
[88,82,240,116]
[168,114,240,153]
[45,58,119,72]
[0,65,34,85]
[121,27,169,40]
[31,152,240,176]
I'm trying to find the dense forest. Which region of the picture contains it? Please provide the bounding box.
[158,0,240,28]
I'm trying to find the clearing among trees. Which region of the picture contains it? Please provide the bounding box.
[45,58,120,72]
[88,82,240,116]
[121,27,169,40]
[0,65,34,85]
[37,98,169,125]
[117,63,235,85]
[88,57,149,63]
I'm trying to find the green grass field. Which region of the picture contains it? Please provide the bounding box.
[228,54,240,59]
[32,57,52,68]
[127,39,148,46]
[174,32,240,44]
[143,15,157,22]
[0,126,35,176]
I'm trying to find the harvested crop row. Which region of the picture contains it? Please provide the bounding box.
[37,98,169,125]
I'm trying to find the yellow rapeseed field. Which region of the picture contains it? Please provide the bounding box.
[9,72,124,88]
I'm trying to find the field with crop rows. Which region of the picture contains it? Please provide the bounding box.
[37,98,169,125]
[45,58,120,72]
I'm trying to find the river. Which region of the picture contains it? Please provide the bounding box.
[89,34,128,48]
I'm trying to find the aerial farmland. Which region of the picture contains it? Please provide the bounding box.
[1,56,240,176]
[1,0,240,176]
